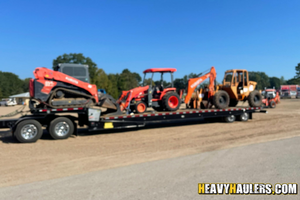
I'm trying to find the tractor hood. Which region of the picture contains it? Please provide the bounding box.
[118,85,150,111]
[119,85,150,102]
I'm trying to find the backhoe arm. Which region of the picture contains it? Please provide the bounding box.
[184,67,216,104]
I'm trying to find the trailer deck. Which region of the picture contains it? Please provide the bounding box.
[0,106,266,143]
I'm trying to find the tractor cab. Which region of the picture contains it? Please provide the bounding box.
[221,69,257,100]
[264,89,276,99]
[142,68,176,97]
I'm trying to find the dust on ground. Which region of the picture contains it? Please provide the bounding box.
[0,99,300,187]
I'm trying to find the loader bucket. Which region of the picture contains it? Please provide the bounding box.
[97,93,123,115]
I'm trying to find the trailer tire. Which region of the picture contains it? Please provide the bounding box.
[14,120,43,143]
[238,113,249,121]
[224,115,236,123]
[48,117,74,140]
[248,90,262,107]
[269,101,276,108]
[213,91,230,109]
[162,92,181,111]
[229,99,239,107]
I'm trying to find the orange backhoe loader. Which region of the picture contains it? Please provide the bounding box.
[262,88,280,108]
[184,67,217,109]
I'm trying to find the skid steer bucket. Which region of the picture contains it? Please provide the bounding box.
[97,93,123,115]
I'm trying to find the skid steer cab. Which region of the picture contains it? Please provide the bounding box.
[118,68,182,113]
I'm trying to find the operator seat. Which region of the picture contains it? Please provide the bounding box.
[237,82,243,94]
[159,85,164,92]
[152,85,160,97]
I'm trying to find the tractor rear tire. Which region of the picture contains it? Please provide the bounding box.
[248,90,262,107]
[213,91,230,109]
[229,99,239,107]
[135,101,147,113]
[162,92,181,111]
[269,101,276,108]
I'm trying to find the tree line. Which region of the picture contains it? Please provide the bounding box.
[1,53,300,99]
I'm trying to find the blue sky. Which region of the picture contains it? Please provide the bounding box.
[0,0,299,83]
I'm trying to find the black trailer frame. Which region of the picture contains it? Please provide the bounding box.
[0,106,266,143]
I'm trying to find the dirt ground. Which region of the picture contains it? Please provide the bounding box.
[0,100,300,187]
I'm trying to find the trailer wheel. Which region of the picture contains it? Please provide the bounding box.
[48,117,74,140]
[135,101,147,113]
[238,113,249,121]
[224,115,236,123]
[248,90,262,107]
[14,120,43,143]
[213,91,230,109]
[269,101,276,108]
[162,92,181,111]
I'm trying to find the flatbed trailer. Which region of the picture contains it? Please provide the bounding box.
[0,106,266,143]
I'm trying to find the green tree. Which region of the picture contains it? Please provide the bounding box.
[269,77,281,89]
[174,74,193,91]
[23,78,31,92]
[117,69,141,91]
[174,77,187,90]
[280,76,286,85]
[143,78,155,87]
[94,69,113,95]
[0,71,24,98]
[53,53,98,84]
[133,72,142,83]
[295,63,300,80]
[107,74,120,99]
[286,78,299,85]
[248,71,270,90]
[154,80,171,87]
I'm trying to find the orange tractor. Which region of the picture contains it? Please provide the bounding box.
[185,68,262,109]
[262,88,280,108]
[118,68,182,113]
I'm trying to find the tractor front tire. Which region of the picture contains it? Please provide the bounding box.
[135,101,147,113]
[229,99,239,107]
[269,101,276,108]
[248,90,262,107]
[213,91,230,109]
[162,92,181,111]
